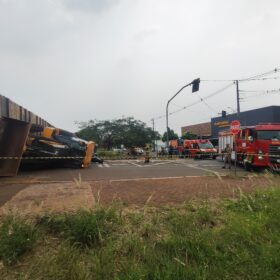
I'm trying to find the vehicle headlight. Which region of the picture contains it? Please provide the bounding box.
[258,150,264,160]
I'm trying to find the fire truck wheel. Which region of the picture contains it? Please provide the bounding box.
[252,166,265,172]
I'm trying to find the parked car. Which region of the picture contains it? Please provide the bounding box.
[135,147,144,155]
[128,146,144,156]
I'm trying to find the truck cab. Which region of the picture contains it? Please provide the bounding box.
[237,124,280,170]
[219,123,280,171]
[168,139,185,156]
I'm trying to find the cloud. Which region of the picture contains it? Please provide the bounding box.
[63,0,120,14]
[133,25,160,42]
[1,0,280,134]
[0,0,73,55]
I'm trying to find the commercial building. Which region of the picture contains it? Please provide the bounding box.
[181,106,280,143]
[211,105,280,139]
[181,122,211,138]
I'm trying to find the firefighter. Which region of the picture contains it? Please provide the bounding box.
[144,144,150,163]
[168,144,174,158]
[184,146,190,158]
[222,143,232,169]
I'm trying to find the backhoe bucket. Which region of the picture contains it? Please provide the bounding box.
[0,118,31,176]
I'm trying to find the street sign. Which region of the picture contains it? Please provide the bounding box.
[230,120,240,134]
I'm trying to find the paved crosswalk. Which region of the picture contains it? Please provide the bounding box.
[90,159,238,177]
[97,163,110,168]
[96,160,217,168]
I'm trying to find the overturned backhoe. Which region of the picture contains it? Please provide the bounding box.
[22,126,95,169]
[0,119,94,176]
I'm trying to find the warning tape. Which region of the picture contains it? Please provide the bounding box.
[0,156,85,160]
[0,152,279,160]
[153,152,280,158]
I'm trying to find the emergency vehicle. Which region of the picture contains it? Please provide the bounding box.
[218,123,280,171]
[183,139,217,159]
[168,139,184,155]
[168,139,217,159]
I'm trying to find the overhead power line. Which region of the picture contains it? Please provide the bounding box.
[153,82,234,121]
[201,68,280,83]
[239,68,279,82]
[170,102,213,118]
[201,79,234,82]
[170,82,234,113]
[196,93,219,114]
[152,67,279,123]
[240,88,280,94]
[240,76,280,81]
[240,88,280,99]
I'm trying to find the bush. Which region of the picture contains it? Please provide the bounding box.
[96,150,121,159]
[0,215,37,265]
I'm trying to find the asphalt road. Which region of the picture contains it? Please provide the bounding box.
[1,158,246,183]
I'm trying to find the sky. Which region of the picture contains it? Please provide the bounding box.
[0,0,280,135]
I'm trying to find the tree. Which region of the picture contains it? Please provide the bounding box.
[161,128,178,143]
[76,117,161,150]
[181,132,198,140]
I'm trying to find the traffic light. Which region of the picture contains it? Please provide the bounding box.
[192,78,200,93]
[222,110,226,118]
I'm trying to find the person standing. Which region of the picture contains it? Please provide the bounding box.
[168,144,173,158]
[144,144,150,163]
[222,143,232,169]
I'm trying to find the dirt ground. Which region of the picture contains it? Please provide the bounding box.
[91,175,279,205]
[0,174,279,215]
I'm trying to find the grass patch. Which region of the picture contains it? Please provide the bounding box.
[97,149,124,159]
[37,208,120,248]
[1,187,280,279]
[30,243,90,280]
[0,215,37,265]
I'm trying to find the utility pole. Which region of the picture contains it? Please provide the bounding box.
[235,80,240,116]
[235,80,240,176]
[151,118,155,152]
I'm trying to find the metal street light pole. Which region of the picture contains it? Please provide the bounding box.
[166,78,200,150]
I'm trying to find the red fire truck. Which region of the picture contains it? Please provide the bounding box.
[168,139,184,155]
[168,139,217,159]
[218,123,280,171]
